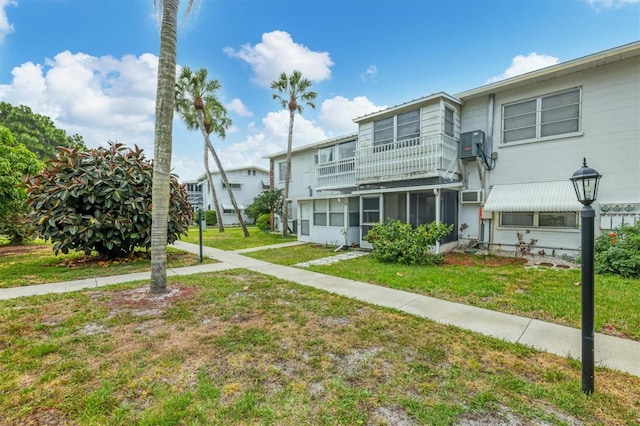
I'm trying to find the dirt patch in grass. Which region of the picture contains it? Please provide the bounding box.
[443,252,527,267]
[0,244,49,258]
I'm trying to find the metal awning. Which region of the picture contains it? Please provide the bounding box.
[484,181,582,212]
[222,203,246,210]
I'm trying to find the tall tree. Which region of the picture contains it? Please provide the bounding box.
[175,66,250,237]
[150,0,189,293]
[0,126,43,243]
[270,70,316,237]
[0,102,85,160]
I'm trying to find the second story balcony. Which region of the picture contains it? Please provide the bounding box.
[355,133,460,185]
[314,157,356,190]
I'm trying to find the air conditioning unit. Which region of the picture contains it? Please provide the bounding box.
[460,189,483,204]
[460,130,486,160]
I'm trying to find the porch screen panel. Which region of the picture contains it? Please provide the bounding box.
[383,193,407,222]
[441,190,458,243]
[409,193,436,227]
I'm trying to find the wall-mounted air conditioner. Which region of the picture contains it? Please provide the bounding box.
[460,189,483,204]
[460,130,486,160]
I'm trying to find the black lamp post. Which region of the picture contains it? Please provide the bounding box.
[570,158,602,395]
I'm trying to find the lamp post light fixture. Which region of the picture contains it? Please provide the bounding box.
[570,158,602,395]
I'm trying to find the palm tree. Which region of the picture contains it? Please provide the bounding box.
[150,0,194,293]
[270,70,317,237]
[175,66,250,237]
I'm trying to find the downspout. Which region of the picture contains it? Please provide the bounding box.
[434,188,441,254]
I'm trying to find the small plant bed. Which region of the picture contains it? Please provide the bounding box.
[0,244,210,288]
[0,270,637,424]
[242,243,341,266]
[305,251,640,341]
[180,225,296,251]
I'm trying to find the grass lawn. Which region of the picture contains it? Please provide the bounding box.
[180,226,296,251]
[0,243,210,288]
[242,243,338,266]
[0,270,637,425]
[247,246,640,341]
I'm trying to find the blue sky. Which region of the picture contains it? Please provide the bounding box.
[1,0,638,181]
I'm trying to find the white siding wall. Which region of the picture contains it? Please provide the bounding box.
[457,97,488,245]
[471,57,640,252]
[201,168,269,225]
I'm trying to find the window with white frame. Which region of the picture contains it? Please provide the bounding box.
[313,200,327,226]
[318,146,334,164]
[278,162,287,182]
[373,109,420,150]
[221,181,242,190]
[444,106,454,137]
[329,199,344,227]
[500,212,577,228]
[502,88,581,143]
[338,140,356,159]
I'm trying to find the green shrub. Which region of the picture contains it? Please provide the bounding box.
[594,224,640,278]
[256,213,271,233]
[25,142,194,258]
[364,219,453,265]
[204,210,217,226]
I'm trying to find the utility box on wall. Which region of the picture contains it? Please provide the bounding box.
[460,130,486,160]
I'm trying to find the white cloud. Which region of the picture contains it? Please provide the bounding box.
[223,30,334,86]
[212,110,328,172]
[319,96,386,135]
[225,98,252,117]
[0,0,16,43]
[360,65,378,82]
[0,50,158,152]
[486,52,560,83]
[587,0,639,8]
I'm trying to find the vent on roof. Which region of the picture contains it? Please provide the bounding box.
[460,130,486,160]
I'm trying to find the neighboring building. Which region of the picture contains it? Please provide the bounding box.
[184,166,270,225]
[266,41,640,255]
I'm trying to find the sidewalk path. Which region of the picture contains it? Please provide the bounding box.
[1,240,638,377]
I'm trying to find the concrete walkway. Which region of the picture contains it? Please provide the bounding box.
[1,240,638,377]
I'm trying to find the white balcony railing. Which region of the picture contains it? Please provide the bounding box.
[355,134,460,184]
[314,157,356,189]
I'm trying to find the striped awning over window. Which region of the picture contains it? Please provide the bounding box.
[483,181,582,212]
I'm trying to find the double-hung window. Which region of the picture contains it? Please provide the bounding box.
[444,106,454,137]
[373,109,420,150]
[503,88,581,143]
[278,162,287,182]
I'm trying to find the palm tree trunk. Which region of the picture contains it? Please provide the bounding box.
[282,109,295,237]
[203,142,224,232]
[195,110,250,237]
[150,0,178,293]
